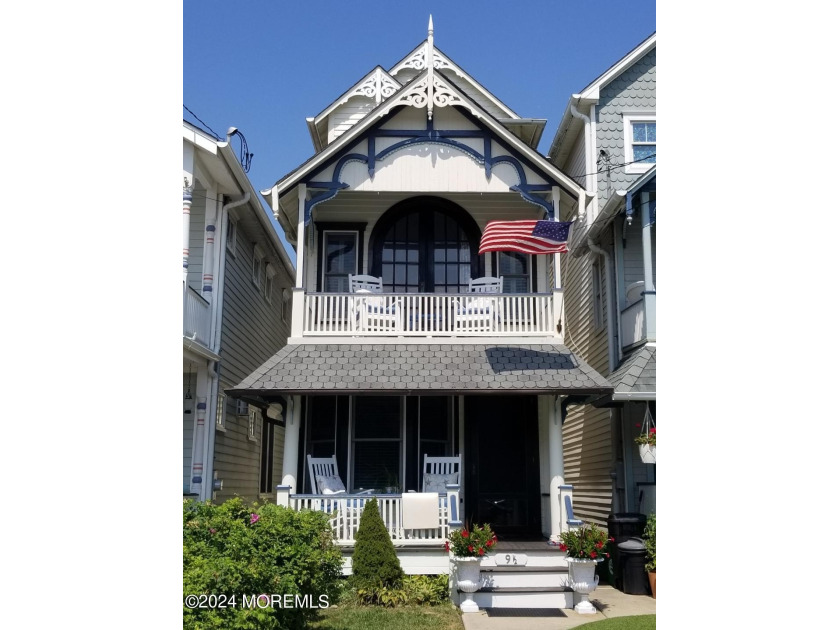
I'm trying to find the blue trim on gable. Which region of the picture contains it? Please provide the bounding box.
[301,107,561,221]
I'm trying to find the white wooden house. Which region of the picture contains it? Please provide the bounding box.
[546,33,656,522]
[183,121,295,504]
[229,21,614,609]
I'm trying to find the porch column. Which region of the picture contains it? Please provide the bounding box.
[552,187,564,340]
[189,364,211,495]
[640,191,656,341]
[183,184,193,287]
[281,395,302,493]
[548,395,565,541]
[290,185,307,338]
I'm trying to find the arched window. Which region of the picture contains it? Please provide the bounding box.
[370,197,482,293]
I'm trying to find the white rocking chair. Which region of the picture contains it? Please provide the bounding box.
[348,274,404,332]
[421,454,462,493]
[453,277,502,332]
[306,454,374,495]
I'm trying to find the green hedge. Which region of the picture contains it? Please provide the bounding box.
[183,498,343,629]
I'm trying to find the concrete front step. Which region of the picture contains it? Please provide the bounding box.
[464,588,575,609]
[480,570,569,589]
[480,551,568,568]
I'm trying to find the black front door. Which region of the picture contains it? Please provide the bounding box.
[464,396,541,539]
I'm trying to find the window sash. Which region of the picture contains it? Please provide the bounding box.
[322,231,358,293]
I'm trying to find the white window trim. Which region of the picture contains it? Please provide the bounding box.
[252,244,265,288]
[265,263,276,303]
[622,113,656,174]
[216,392,227,432]
[322,231,358,292]
[226,214,238,257]
[248,405,259,442]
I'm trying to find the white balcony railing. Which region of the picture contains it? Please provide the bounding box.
[302,292,555,337]
[183,288,211,346]
[277,488,460,547]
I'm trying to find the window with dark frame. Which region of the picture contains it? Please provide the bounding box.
[352,397,402,491]
[323,232,358,292]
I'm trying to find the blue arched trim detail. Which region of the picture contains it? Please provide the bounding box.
[301,112,559,221]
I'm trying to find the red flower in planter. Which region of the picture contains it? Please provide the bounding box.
[461,530,469,538]
[590,551,598,559]
[478,547,485,556]
[468,545,474,553]
[559,543,567,552]
[596,541,603,549]
[445,541,450,552]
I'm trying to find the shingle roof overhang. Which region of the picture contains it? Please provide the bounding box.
[590,345,656,408]
[227,343,614,400]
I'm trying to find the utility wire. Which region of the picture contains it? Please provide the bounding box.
[184,105,223,140]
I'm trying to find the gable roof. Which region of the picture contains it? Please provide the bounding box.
[547,32,656,165]
[263,67,583,241]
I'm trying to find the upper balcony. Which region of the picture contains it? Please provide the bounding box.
[299,290,560,338]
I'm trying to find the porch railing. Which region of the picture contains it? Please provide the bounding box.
[302,292,555,337]
[184,287,211,346]
[277,486,460,546]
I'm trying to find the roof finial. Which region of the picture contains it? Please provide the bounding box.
[428,14,433,37]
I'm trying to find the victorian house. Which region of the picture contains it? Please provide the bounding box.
[228,21,615,609]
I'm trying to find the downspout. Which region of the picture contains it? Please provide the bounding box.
[211,192,250,352]
[569,96,598,223]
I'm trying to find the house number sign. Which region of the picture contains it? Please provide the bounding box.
[495,553,527,566]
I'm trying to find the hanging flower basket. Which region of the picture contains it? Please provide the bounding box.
[638,444,656,464]
[634,403,656,464]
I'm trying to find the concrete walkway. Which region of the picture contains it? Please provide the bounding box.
[460,585,655,630]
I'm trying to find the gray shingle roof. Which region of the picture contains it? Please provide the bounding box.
[608,345,656,396]
[227,343,613,398]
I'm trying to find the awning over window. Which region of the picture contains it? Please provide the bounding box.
[227,343,613,399]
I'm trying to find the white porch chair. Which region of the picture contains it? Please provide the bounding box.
[421,454,462,493]
[306,454,374,495]
[453,276,503,332]
[348,274,404,332]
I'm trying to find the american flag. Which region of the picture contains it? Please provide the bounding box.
[478,220,573,255]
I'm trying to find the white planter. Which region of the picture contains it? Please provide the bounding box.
[639,444,656,464]
[455,556,482,613]
[567,557,600,614]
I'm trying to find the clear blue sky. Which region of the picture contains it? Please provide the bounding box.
[184,1,655,256]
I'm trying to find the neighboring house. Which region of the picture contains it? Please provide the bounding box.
[546,33,656,524]
[183,121,295,504]
[228,20,615,609]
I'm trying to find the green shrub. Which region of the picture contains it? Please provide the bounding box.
[350,499,404,591]
[183,498,343,629]
[403,574,450,605]
[643,512,656,572]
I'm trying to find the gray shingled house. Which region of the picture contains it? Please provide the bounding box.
[227,21,615,608]
[547,33,657,523]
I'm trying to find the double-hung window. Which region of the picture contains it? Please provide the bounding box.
[352,397,402,491]
[252,244,265,288]
[497,252,532,293]
[264,263,276,303]
[623,114,656,173]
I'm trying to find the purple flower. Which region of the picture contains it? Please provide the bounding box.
[209,528,217,534]
[250,513,260,525]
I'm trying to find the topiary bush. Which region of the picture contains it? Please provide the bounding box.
[183,497,342,629]
[350,499,404,593]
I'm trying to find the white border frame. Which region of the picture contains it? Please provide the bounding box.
[622,112,656,174]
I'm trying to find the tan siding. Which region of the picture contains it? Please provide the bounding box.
[560,227,614,527]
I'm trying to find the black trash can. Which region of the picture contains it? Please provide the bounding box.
[616,537,649,595]
[607,513,646,590]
